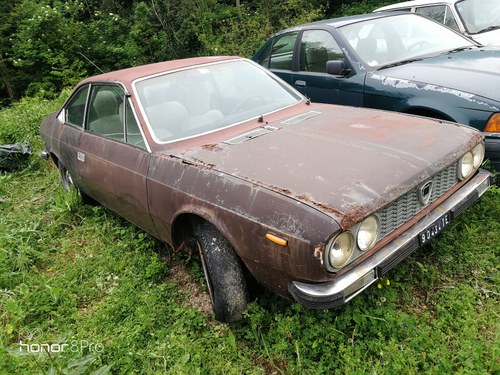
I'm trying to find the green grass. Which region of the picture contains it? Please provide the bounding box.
[0,99,499,374]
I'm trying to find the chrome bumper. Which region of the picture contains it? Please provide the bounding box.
[288,169,492,310]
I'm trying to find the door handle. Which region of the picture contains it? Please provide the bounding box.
[294,80,306,87]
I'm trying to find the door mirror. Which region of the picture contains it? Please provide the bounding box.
[326,60,351,76]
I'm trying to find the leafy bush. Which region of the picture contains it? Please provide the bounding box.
[1,0,335,103]
[0,91,67,147]
[332,0,398,16]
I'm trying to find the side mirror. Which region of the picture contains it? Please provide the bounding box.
[326,60,351,76]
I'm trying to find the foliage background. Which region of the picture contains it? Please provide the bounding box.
[0,0,398,107]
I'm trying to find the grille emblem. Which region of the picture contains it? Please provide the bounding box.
[419,181,433,205]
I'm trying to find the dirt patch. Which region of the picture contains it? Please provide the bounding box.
[167,259,213,316]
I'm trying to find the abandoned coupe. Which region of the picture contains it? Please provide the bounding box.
[40,57,491,322]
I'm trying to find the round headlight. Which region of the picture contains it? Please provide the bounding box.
[357,215,379,251]
[458,152,474,180]
[327,232,355,269]
[471,143,485,170]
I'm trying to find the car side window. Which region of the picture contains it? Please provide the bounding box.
[269,32,298,70]
[87,85,125,142]
[64,86,89,128]
[416,5,460,31]
[299,30,344,73]
[86,85,147,148]
[125,100,146,148]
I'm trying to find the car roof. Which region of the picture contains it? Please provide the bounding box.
[375,0,457,12]
[274,12,405,35]
[80,56,240,85]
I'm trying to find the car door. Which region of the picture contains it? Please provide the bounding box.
[291,29,365,106]
[255,31,299,86]
[77,83,157,235]
[53,85,88,190]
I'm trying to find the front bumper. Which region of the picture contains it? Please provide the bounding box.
[288,169,492,310]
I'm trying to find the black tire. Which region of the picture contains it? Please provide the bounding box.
[197,222,248,323]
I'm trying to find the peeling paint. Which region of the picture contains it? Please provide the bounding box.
[314,243,325,266]
[371,74,500,110]
[201,143,223,152]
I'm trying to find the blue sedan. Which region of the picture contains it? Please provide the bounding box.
[253,12,500,171]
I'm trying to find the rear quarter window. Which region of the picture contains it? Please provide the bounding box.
[64,86,89,128]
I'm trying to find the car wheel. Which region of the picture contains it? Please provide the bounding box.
[59,163,74,191]
[197,222,248,323]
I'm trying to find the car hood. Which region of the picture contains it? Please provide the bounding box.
[178,105,482,229]
[374,48,500,102]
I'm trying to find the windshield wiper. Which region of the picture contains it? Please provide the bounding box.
[476,25,500,34]
[377,58,424,70]
[444,46,474,55]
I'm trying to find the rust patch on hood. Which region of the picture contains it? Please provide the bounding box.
[296,192,343,217]
[268,184,292,196]
[201,143,223,152]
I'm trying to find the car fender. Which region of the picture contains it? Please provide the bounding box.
[364,73,497,129]
[147,155,340,291]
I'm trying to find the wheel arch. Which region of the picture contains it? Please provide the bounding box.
[171,212,206,250]
[403,106,454,121]
[49,152,61,167]
[171,210,244,261]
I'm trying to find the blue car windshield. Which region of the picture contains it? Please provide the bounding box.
[134,60,301,144]
[339,13,476,68]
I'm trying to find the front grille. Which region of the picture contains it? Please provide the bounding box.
[377,163,458,240]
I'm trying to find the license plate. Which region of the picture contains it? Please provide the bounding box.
[418,212,451,245]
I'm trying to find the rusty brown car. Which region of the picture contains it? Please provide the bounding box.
[40,57,492,322]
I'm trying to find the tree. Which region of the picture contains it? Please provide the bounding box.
[0,0,398,106]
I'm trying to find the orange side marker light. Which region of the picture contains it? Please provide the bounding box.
[266,233,288,247]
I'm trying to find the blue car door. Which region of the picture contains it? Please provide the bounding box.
[254,31,298,86]
[292,29,364,106]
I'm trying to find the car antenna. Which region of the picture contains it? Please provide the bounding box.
[77,52,105,74]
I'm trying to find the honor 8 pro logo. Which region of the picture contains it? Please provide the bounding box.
[18,328,104,353]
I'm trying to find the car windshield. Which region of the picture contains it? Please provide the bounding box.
[134,60,301,143]
[455,0,500,34]
[338,14,475,68]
